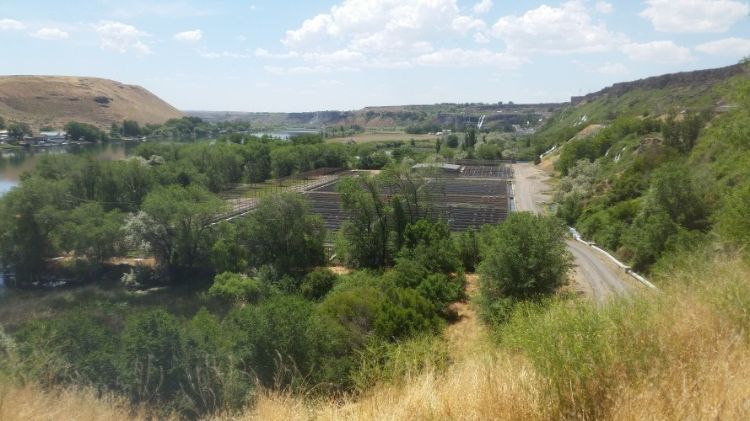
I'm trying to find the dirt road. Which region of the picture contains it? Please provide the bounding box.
[512,163,634,302]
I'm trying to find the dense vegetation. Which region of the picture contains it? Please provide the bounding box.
[0,131,498,418]
[546,65,750,272]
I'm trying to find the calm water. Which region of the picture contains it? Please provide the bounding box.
[0,143,138,189]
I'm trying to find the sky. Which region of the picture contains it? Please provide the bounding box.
[0,0,749,112]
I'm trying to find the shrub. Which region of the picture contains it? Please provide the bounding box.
[479,213,573,304]
[118,310,185,405]
[375,288,442,340]
[209,272,265,303]
[455,228,480,272]
[417,273,466,310]
[300,268,337,300]
[224,296,317,387]
[180,308,252,416]
[15,313,117,388]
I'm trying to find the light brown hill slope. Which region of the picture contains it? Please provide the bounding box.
[0,76,182,131]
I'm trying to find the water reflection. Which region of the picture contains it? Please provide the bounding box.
[0,143,139,189]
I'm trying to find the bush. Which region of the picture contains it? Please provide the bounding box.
[180,308,252,416]
[224,296,317,387]
[417,273,466,310]
[375,288,442,340]
[209,272,265,303]
[479,213,573,304]
[118,310,185,405]
[15,313,117,388]
[300,268,337,300]
[455,228,480,272]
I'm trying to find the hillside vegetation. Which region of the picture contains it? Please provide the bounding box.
[0,76,182,131]
[531,62,750,272]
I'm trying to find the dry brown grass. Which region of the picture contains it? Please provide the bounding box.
[0,75,181,130]
[0,382,155,421]
[232,352,545,421]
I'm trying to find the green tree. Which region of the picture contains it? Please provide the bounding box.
[0,177,70,284]
[479,212,572,301]
[400,219,459,274]
[337,176,392,268]
[0,115,5,130]
[8,122,32,141]
[465,127,477,149]
[124,185,225,280]
[65,121,107,142]
[716,183,750,246]
[242,193,326,277]
[56,203,124,264]
[122,120,142,137]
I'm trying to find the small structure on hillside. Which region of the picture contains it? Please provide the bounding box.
[412,163,463,174]
[40,131,67,143]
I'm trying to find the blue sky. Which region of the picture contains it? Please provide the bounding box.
[1,0,748,111]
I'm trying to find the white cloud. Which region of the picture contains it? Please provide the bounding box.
[474,32,490,44]
[0,18,25,30]
[595,1,614,13]
[282,0,482,51]
[30,27,69,40]
[640,0,749,33]
[695,37,750,56]
[452,15,487,35]
[198,49,250,59]
[472,0,493,14]
[414,48,525,68]
[596,62,629,75]
[622,41,693,64]
[94,21,152,55]
[492,1,626,54]
[268,0,506,72]
[174,29,203,43]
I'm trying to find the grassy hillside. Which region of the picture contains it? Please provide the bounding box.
[529,62,750,272]
[528,62,750,157]
[0,76,182,131]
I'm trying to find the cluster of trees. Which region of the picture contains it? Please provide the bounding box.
[64,121,109,142]
[0,135,357,285]
[3,175,490,417]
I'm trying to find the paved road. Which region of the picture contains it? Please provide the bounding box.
[512,163,634,302]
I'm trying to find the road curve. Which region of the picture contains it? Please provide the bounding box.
[511,163,634,302]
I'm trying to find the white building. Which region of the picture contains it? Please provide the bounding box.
[40,131,67,143]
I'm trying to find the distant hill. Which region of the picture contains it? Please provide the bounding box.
[186,102,563,131]
[0,76,182,131]
[570,62,748,106]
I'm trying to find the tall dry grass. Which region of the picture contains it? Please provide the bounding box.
[0,382,156,421]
